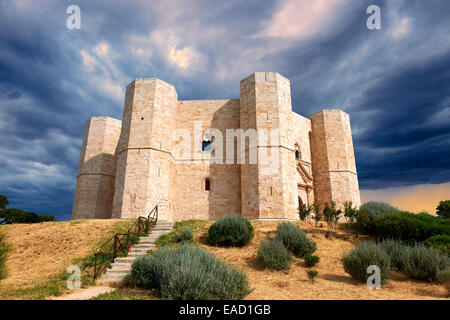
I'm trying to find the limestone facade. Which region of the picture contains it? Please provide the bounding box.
[72,72,361,221]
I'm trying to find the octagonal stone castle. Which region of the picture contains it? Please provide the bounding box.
[72,72,361,221]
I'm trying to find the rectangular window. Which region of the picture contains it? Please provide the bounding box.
[205,178,211,191]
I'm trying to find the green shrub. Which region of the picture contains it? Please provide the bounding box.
[402,244,448,282]
[0,232,8,280]
[437,268,450,292]
[344,202,358,223]
[342,241,391,283]
[177,227,194,244]
[257,239,292,271]
[312,203,322,227]
[355,207,372,233]
[306,270,318,283]
[323,202,341,230]
[207,214,254,247]
[131,245,251,299]
[360,201,400,218]
[372,212,450,242]
[275,222,316,257]
[298,205,313,221]
[424,235,450,256]
[304,254,320,267]
[379,239,410,271]
[436,200,450,220]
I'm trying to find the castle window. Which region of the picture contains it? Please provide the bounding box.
[202,140,212,151]
[295,145,301,160]
[205,178,211,191]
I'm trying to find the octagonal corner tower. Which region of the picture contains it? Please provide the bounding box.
[111,79,178,220]
[308,109,361,210]
[72,116,122,219]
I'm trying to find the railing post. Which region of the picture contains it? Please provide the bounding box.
[94,253,98,280]
[113,234,118,260]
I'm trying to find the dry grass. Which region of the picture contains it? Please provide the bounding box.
[193,220,449,300]
[0,219,131,299]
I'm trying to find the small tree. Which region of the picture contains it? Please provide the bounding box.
[39,214,57,222]
[312,203,322,227]
[298,205,313,222]
[436,200,450,220]
[306,270,318,283]
[0,195,8,212]
[0,209,40,224]
[323,202,341,231]
[344,202,358,223]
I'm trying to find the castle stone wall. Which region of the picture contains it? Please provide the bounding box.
[72,73,361,221]
[170,100,241,221]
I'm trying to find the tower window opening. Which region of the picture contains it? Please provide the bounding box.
[202,140,212,151]
[205,178,211,191]
[295,145,301,160]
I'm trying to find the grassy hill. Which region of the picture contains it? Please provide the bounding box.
[0,219,132,299]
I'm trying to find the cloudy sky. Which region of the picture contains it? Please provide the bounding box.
[0,0,449,220]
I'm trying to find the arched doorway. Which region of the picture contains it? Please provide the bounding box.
[298,196,304,210]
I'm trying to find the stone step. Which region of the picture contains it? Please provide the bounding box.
[138,238,158,243]
[114,257,136,264]
[102,273,129,280]
[110,262,131,269]
[107,267,131,273]
[130,247,154,252]
[128,251,152,257]
[132,245,156,250]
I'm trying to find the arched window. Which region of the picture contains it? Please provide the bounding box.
[205,178,211,191]
[202,132,213,151]
[295,144,301,160]
[202,140,212,151]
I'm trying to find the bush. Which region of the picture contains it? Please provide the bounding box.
[257,239,292,271]
[437,268,450,292]
[0,232,8,280]
[355,207,372,233]
[207,214,254,247]
[312,203,322,227]
[424,235,450,256]
[275,222,316,257]
[131,245,251,299]
[360,201,400,218]
[436,200,450,220]
[342,241,391,283]
[323,202,341,230]
[344,202,358,223]
[372,212,450,242]
[298,205,313,221]
[304,254,320,267]
[379,239,410,272]
[306,270,318,283]
[402,244,448,282]
[177,227,194,244]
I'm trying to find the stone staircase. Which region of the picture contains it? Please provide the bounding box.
[99,220,174,282]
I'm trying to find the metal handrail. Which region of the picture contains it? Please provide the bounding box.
[93,205,158,280]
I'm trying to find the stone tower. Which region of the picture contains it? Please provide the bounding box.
[72,117,122,219]
[111,79,178,220]
[239,72,298,220]
[309,110,361,209]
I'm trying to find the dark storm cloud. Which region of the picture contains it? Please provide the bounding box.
[0,0,449,220]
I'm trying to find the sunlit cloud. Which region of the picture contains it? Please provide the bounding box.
[361,182,450,214]
[260,0,348,39]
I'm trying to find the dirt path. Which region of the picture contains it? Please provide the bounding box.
[50,286,115,300]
